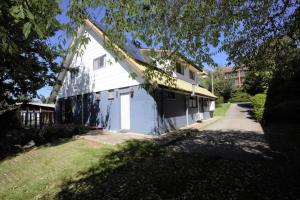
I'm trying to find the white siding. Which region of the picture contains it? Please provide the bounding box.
[58,27,140,98]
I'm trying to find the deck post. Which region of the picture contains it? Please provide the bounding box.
[34,111,37,128]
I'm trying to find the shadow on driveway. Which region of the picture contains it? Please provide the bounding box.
[51,128,300,200]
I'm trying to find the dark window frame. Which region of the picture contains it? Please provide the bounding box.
[70,68,79,79]
[189,70,195,80]
[176,62,184,75]
[93,54,106,70]
[189,97,197,108]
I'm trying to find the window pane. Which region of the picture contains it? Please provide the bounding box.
[93,58,99,70]
[176,63,184,75]
[99,55,104,67]
[189,70,195,80]
[93,54,106,70]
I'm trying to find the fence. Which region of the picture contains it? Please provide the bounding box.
[20,110,55,129]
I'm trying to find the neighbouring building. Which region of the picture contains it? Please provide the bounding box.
[49,19,217,135]
[19,102,55,128]
[221,66,246,87]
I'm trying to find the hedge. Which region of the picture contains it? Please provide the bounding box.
[230,91,251,103]
[0,124,88,159]
[250,93,266,122]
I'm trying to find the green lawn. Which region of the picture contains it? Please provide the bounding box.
[0,139,114,200]
[215,103,231,116]
[0,133,299,199]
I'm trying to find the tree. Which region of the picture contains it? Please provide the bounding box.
[64,0,299,75]
[239,29,300,122]
[0,0,61,109]
[243,70,271,96]
[212,69,235,103]
[200,68,235,102]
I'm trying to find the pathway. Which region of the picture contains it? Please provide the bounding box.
[204,103,263,133]
[172,103,271,160]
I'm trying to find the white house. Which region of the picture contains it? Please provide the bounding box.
[49,19,217,134]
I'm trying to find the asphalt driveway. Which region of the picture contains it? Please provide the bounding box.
[204,103,264,133]
[172,103,271,160]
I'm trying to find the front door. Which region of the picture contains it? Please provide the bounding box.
[120,93,130,130]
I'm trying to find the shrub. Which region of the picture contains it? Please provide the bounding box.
[264,100,300,123]
[215,96,224,106]
[230,91,251,103]
[38,124,88,143]
[250,93,266,122]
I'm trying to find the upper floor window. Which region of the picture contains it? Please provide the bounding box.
[189,70,195,80]
[176,62,184,75]
[70,68,79,79]
[93,54,106,70]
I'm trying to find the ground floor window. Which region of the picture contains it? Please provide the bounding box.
[189,97,197,108]
[59,98,73,124]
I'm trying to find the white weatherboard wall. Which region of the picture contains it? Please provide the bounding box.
[58,26,140,98]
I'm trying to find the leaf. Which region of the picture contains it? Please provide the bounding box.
[23,22,32,38]
[35,26,43,37]
[25,9,34,20]
[10,5,25,19]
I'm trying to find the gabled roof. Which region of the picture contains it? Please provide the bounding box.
[49,19,216,102]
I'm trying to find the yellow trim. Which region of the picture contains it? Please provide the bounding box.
[85,19,216,99]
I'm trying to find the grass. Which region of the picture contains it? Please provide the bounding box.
[215,103,231,116]
[1,129,299,199]
[0,139,114,200]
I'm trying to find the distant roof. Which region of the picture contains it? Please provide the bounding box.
[218,66,245,73]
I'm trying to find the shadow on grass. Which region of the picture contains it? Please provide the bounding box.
[52,129,300,200]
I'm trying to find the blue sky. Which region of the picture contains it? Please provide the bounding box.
[37,2,229,98]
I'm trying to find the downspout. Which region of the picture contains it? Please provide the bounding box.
[81,93,84,125]
[238,69,241,87]
[186,96,189,126]
[197,96,200,120]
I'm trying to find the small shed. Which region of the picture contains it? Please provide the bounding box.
[19,102,55,128]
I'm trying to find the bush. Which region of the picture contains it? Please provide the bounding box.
[215,96,224,106]
[229,88,251,103]
[264,100,300,123]
[0,107,23,136]
[0,124,88,159]
[250,93,266,122]
[38,124,88,143]
[230,90,251,103]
